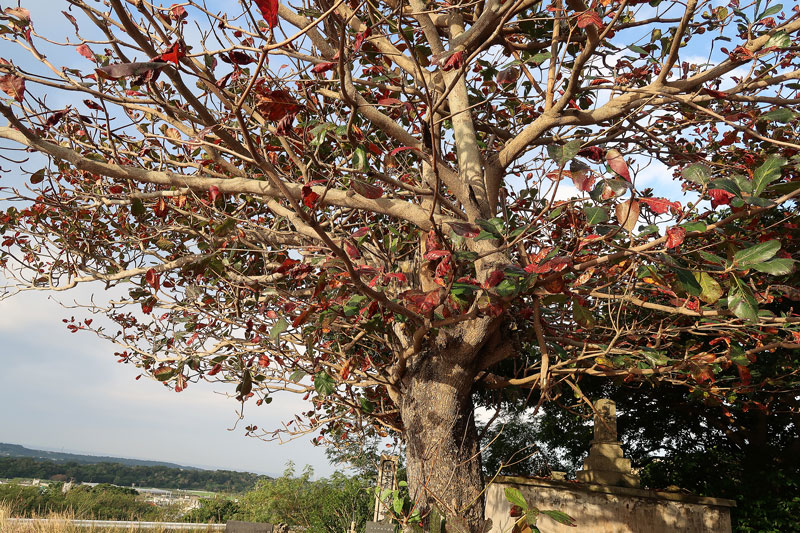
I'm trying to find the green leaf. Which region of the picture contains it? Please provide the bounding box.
[628,44,648,54]
[30,169,45,184]
[753,156,786,197]
[682,163,711,185]
[476,217,505,237]
[759,108,797,123]
[352,145,368,171]
[641,348,669,367]
[269,318,289,340]
[694,272,723,304]
[680,221,707,233]
[131,198,145,217]
[758,3,782,19]
[675,269,702,297]
[360,397,375,413]
[495,278,517,297]
[573,299,595,328]
[314,371,335,396]
[343,294,367,316]
[766,30,790,49]
[709,178,740,197]
[213,217,236,238]
[751,258,794,275]
[310,122,335,145]
[583,206,609,225]
[734,240,780,266]
[541,510,577,527]
[289,369,307,382]
[728,280,758,323]
[730,344,749,366]
[546,139,582,165]
[504,487,528,512]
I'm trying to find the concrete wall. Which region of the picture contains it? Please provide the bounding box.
[486,477,735,533]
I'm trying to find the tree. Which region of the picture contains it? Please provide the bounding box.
[1,0,799,529]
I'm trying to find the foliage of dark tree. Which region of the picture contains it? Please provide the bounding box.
[0,457,264,492]
[492,371,800,532]
[2,0,800,529]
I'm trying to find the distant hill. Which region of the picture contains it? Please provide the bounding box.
[0,443,194,469]
[0,452,268,492]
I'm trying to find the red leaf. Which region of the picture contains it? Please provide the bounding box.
[154,41,186,64]
[605,149,631,182]
[666,226,686,249]
[109,185,124,194]
[577,10,604,29]
[640,197,681,215]
[737,364,752,385]
[44,108,70,129]
[496,67,520,86]
[339,358,352,380]
[425,229,442,253]
[292,307,314,328]
[96,62,166,80]
[569,162,595,192]
[442,51,464,71]
[578,146,604,162]
[0,72,25,102]
[255,89,301,121]
[208,185,221,203]
[448,222,481,238]
[589,78,612,86]
[389,146,418,157]
[302,185,319,209]
[384,272,407,284]
[169,4,188,20]
[311,62,336,74]
[709,189,734,208]
[275,258,299,273]
[484,270,505,288]
[222,50,254,65]
[254,0,279,28]
[352,226,369,238]
[154,197,168,218]
[353,28,371,53]
[208,363,222,376]
[344,240,361,259]
[424,249,451,261]
[145,268,160,290]
[351,180,383,199]
[83,99,103,110]
[76,44,94,60]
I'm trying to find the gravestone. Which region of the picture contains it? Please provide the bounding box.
[365,521,395,533]
[576,398,640,488]
[225,520,274,533]
[373,454,399,521]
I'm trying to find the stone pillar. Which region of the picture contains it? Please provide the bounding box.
[373,454,399,522]
[577,399,640,488]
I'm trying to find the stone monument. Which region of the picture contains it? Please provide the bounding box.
[373,454,399,522]
[576,398,640,488]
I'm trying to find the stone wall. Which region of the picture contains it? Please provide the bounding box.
[485,476,735,533]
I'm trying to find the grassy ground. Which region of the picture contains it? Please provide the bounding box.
[0,504,221,532]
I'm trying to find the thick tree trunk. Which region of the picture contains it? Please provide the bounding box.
[401,354,487,532]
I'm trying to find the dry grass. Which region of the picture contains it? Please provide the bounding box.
[0,504,220,532]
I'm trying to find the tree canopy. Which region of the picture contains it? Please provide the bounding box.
[1,0,799,529]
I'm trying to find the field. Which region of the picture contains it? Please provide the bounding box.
[0,504,222,532]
